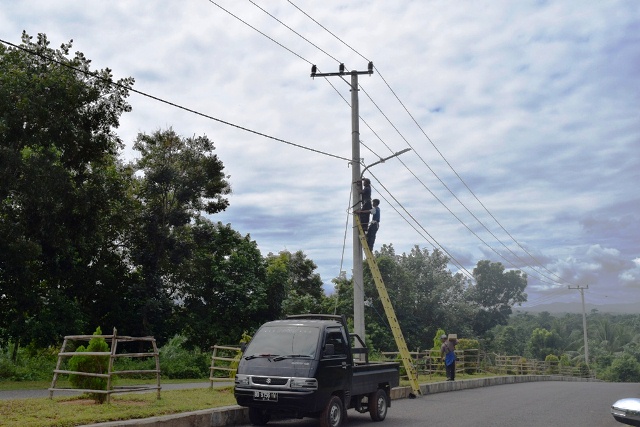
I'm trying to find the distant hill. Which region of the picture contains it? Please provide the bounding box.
[515,302,640,314]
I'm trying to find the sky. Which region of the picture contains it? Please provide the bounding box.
[2,0,639,310]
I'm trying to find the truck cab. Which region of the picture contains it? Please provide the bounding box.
[234,314,399,427]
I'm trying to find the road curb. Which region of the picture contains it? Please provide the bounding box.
[80,375,599,427]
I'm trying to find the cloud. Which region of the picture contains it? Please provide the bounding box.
[2,0,639,306]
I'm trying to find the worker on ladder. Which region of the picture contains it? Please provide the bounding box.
[357,178,372,232]
[356,198,381,251]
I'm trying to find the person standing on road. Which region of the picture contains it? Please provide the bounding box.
[440,334,458,381]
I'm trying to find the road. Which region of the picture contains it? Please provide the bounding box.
[0,381,229,400]
[235,381,640,427]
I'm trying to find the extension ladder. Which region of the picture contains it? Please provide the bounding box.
[355,216,422,397]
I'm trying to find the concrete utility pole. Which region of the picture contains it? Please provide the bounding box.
[568,285,589,365]
[311,62,373,345]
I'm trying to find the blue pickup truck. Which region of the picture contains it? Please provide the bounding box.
[234,314,400,427]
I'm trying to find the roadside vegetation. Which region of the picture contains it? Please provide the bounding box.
[0,387,236,427]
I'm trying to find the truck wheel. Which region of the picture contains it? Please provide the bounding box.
[320,395,344,427]
[369,388,388,422]
[248,407,271,425]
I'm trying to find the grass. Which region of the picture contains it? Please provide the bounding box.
[0,386,237,427]
[0,373,497,426]
[0,378,216,392]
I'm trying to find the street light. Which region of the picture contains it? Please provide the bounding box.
[361,148,412,178]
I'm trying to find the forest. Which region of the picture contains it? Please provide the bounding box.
[1,32,639,383]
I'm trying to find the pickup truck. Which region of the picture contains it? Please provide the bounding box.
[234,314,400,427]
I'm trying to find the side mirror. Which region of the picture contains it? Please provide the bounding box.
[323,344,335,357]
[240,342,247,353]
[612,398,640,426]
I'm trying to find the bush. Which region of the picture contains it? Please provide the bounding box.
[68,327,110,403]
[544,354,559,374]
[606,354,640,383]
[159,335,209,379]
[0,345,58,381]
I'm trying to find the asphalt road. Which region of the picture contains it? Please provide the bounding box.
[235,381,640,427]
[0,381,228,400]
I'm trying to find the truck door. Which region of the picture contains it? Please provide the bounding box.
[318,327,353,400]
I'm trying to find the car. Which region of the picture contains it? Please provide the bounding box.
[611,398,640,426]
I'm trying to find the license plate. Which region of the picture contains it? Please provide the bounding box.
[253,390,278,401]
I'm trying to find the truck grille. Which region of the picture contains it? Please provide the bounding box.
[252,376,289,386]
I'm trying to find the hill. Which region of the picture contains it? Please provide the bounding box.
[515,301,640,314]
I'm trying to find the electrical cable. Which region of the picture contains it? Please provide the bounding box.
[284,0,577,292]
[357,84,568,287]
[0,38,351,163]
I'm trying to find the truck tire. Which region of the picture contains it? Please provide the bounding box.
[369,388,388,422]
[320,395,344,427]
[248,407,271,425]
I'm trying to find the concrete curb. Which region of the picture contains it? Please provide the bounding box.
[81,375,599,427]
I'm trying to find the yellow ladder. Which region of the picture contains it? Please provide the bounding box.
[355,216,422,397]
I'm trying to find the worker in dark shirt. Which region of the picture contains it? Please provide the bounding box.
[357,178,372,232]
[356,199,380,251]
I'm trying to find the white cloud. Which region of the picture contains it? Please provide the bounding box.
[2,0,639,306]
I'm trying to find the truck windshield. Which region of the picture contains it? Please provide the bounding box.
[245,325,320,359]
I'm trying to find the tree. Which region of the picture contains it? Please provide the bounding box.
[467,260,528,335]
[361,244,470,352]
[0,32,133,352]
[527,327,561,360]
[265,250,325,315]
[126,128,231,342]
[175,220,270,349]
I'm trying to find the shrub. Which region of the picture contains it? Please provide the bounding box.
[0,344,58,381]
[68,327,110,403]
[544,354,559,374]
[606,354,640,383]
[159,335,209,379]
[228,332,252,379]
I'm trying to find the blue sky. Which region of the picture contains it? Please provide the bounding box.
[2,0,639,309]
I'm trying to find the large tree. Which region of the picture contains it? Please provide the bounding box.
[127,128,231,341]
[466,260,528,335]
[0,32,133,351]
[266,250,325,315]
[175,219,270,349]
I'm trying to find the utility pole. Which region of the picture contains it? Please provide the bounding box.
[568,285,589,365]
[311,62,373,346]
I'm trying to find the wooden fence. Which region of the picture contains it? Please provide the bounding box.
[490,354,594,377]
[382,349,480,379]
[209,345,241,386]
[49,328,160,403]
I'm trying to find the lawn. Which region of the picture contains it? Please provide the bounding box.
[0,386,236,427]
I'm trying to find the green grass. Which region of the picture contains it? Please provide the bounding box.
[0,386,236,427]
[0,378,216,391]
[0,373,497,426]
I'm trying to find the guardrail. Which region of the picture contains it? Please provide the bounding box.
[381,350,594,379]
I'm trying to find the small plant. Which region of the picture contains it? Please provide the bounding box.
[229,332,251,379]
[68,327,110,403]
[160,335,209,379]
[544,354,559,374]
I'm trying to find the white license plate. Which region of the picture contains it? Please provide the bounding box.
[253,390,278,401]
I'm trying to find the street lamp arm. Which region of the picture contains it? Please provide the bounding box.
[361,148,411,178]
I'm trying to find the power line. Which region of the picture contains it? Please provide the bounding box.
[203,2,571,293]
[283,2,573,287]
[0,38,350,163]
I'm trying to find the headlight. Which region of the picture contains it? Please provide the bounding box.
[289,377,318,390]
[235,374,249,386]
